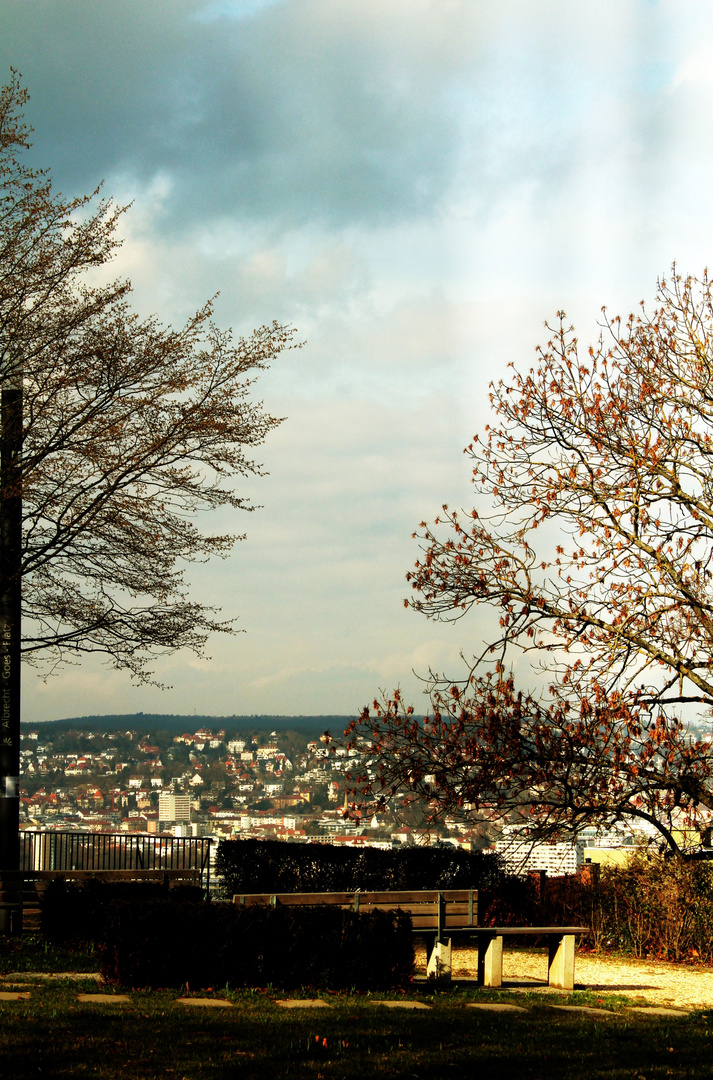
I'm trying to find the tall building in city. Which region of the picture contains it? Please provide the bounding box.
[158,792,191,823]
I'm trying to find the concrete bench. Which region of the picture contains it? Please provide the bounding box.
[444,926,588,990]
[231,889,586,988]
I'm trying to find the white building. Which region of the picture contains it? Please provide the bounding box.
[158,792,191,823]
[494,836,584,875]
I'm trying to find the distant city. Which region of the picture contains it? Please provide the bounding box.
[17,715,488,852]
[21,713,692,878]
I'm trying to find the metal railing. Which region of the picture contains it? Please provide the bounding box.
[19,831,213,891]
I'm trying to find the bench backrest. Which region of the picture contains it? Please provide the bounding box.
[232,889,478,932]
[23,869,199,882]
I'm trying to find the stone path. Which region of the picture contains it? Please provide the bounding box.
[0,983,692,1018]
[374,1000,430,1010]
[4,971,102,982]
[0,958,706,1017]
[77,994,131,1005]
[275,999,331,1009]
[176,997,234,1008]
[468,1003,526,1013]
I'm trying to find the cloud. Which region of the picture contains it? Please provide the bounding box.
[5,0,707,283]
[1,0,490,232]
[11,0,713,723]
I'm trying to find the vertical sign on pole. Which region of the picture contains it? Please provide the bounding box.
[0,355,22,913]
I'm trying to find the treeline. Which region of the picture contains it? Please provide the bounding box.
[27,714,349,737]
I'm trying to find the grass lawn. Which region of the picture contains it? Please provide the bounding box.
[2,936,713,1079]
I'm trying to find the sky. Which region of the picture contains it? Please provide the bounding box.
[3,0,713,723]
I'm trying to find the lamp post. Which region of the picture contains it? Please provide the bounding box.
[0,357,22,929]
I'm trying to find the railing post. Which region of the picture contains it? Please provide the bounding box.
[206,839,212,897]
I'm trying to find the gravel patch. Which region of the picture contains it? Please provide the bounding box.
[416,944,713,1010]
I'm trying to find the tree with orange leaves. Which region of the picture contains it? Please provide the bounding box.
[350,270,713,853]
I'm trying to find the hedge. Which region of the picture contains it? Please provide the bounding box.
[214,838,537,924]
[40,877,203,946]
[99,901,415,990]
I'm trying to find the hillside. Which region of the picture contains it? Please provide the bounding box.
[26,714,353,739]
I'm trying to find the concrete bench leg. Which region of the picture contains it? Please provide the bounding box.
[477,934,503,988]
[548,933,575,990]
[426,938,452,982]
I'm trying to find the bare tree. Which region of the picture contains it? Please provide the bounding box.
[0,73,293,682]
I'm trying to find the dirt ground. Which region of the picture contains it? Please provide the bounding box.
[414,943,713,1010]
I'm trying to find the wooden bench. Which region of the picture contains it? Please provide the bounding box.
[232,889,587,989]
[2,869,202,933]
[0,871,24,934]
[25,869,201,885]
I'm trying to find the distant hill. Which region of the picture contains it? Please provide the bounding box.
[25,713,354,739]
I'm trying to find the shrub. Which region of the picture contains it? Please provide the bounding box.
[40,878,203,946]
[215,838,537,926]
[99,901,415,990]
[217,838,499,893]
[541,854,713,961]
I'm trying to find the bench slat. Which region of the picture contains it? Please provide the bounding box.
[232,889,478,929]
[447,926,587,935]
[233,889,475,906]
[23,869,199,881]
[250,892,357,906]
[356,891,471,904]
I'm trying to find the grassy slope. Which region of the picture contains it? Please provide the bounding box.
[2,938,713,1079]
[2,984,712,1080]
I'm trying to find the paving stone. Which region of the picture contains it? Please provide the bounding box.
[5,972,102,982]
[275,999,331,1009]
[373,1000,431,1010]
[77,994,131,1005]
[548,1005,610,1015]
[0,991,31,1001]
[175,997,233,1008]
[467,1003,527,1012]
[627,1007,689,1018]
